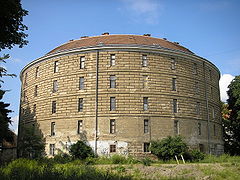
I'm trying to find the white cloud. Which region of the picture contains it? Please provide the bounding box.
[219,74,235,102]
[120,0,163,24]
[199,1,231,11]
[11,58,22,63]
[9,115,19,134]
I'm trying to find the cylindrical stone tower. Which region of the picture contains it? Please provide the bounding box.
[18,34,223,156]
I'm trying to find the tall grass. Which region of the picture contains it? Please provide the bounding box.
[199,154,240,163]
[0,158,132,180]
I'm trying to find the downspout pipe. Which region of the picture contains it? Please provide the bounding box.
[203,62,211,154]
[94,50,99,155]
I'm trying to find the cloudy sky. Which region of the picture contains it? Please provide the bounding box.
[1,0,240,134]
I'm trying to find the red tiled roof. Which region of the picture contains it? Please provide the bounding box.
[47,35,193,55]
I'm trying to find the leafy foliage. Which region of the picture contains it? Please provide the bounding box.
[224,75,240,155]
[0,0,28,50]
[69,140,94,160]
[150,136,188,160]
[18,126,45,159]
[0,90,14,145]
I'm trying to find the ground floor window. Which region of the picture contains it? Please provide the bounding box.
[199,144,204,152]
[50,144,55,156]
[110,144,116,153]
[144,142,150,152]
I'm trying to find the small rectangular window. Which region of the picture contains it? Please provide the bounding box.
[54,61,59,73]
[33,104,36,115]
[143,97,148,111]
[110,119,116,134]
[51,122,55,136]
[173,99,177,113]
[212,107,215,119]
[198,122,201,135]
[142,55,148,67]
[110,54,116,66]
[34,85,38,97]
[80,56,85,69]
[35,67,39,78]
[110,97,116,111]
[143,143,150,152]
[110,75,116,88]
[143,75,148,89]
[213,124,216,136]
[193,63,197,74]
[110,144,116,153]
[23,90,27,103]
[171,58,176,70]
[199,144,204,152]
[53,80,58,92]
[195,82,199,94]
[174,120,179,135]
[209,69,212,81]
[172,78,176,91]
[210,87,213,98]
[77,120,83,134]
[24,72,28,86]
[52,101,56,114]
[196,102,200,115]
[144,119,149,133]
[79,77,84,90]
[78,98,83,112]
[49,144,55,156]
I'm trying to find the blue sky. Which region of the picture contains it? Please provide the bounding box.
[1,0,240,133]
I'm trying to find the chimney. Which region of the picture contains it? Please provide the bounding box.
[81,36,88,39]
[174,42,180,45]
[143,34,151,37]
[163,38,167,40]
[102,32,109,35]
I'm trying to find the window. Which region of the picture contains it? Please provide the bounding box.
[51,122,55,136]
[143,97,148,111]
[213,124,216,136]
[23,90,27,103]
[212,107,215,119]
[144,119,149,133]
[54,61,59,73]
[52,101,56,114]
[110,97,116,111]
[171,58,176,70]
[209,69,212,81]
[80,56,85,69]
[193,63,197,74]
[174,120,179,135]
[142,55,147,67]
[78,98,83,112]
[198,122,201,135]
[110,75,116,88]
[53,80,58,92]
[34,85,38,97]
[110,119,116,134]
[210,87,213,98]
[172,78,176,91]
[79,77,84,90]
[33,104,36,115]
[49,144,55,156]
[35,67,39,78]
[110,145,116,153]
[77,120,83,134]
[199,144,204,152]
[173,99,177,113]
[196,102,200,115]
[110,54,115,66]
[143,143,150,152]
[143,75,148,89]
[195,82,199,94]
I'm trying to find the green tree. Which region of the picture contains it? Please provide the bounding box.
[150,136,188,160]
[0,0,28,146]
[0,0,28,50]
[18,126,45,159]
[225,75,240,155]
[69,140,94,160]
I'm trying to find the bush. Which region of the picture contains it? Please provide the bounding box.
[53,153,72,164]
[189,149,205,162]
[141,157,152,166]
[69,140,95,160]
[150,136,188,160]
[111,154,127,164]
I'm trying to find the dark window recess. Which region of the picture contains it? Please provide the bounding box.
[50,144,55,156]
[79,77,84,90]
[174,120,179,135]
[110,54,116,66]
[173,99,177,113]
[172,78,176,91]
[51,122,55,136]
[53,80,58,92]
[198,122,201,135]
[143,97,148,111]
[142,55,148,67]
[80,56,85,69]
[78,98,83,112]
[110,145,116,153]
[110,97,116,111]
[144,119,149,133]
[77,120,83,134]
[54,61,59,73]
[144,143,150,152]
[110,119,116,134]
[52,101,56,114]
[110,75,116,88]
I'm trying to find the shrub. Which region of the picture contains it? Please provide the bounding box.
[141,157,152,166]
[150,136,188,160]
[53,152,72,164]
[189,149,205,162]
[69,140,95,160]
[111,154,127,164]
